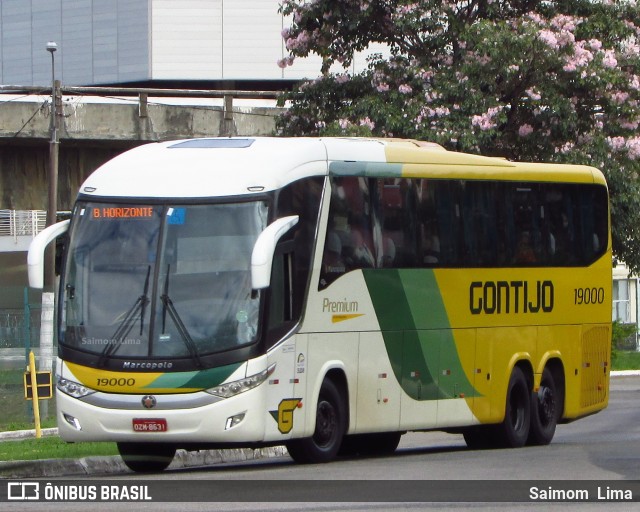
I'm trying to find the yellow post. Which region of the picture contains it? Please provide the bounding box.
[28,350,42,439]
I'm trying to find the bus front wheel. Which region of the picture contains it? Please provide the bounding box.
[527,368,559,445]
[496,366,531,448]
[117,442,176,473]
[286,379,346,464]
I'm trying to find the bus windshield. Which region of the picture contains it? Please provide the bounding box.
[60,201,268,363]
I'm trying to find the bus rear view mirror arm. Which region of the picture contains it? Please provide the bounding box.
[27,219,70,289]
[251,215,299,290]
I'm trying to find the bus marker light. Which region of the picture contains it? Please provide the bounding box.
[297,401,303,408]
[378,373,387,379]
[289,378,299,384]
[225,413,246,430]
[269,379,279,385]
[63,413,82,431]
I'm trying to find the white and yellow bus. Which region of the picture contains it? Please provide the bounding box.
[29,137,611,471]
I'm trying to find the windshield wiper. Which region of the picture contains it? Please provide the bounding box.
[98,265,150,366]
[161,264,203,368]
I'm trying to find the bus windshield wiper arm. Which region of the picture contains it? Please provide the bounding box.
[98,265,150,366]
[161,264,203,368]
[139,265,151,335]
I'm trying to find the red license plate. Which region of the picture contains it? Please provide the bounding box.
[132,418,168,432]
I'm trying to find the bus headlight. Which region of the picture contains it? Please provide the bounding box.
[57,377,97,399]
[206,364,276,398]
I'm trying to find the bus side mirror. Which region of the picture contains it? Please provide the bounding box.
[251,215,299,290]
[27,220,70,289]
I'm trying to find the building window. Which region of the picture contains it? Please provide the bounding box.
[612,279,630,323]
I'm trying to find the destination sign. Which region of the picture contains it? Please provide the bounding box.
[91,207,155,219]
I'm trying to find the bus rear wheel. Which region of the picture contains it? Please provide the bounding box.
[117,442,176,473]
[527,368,559,446]
[286,379,346,464]
[495,366,531,448]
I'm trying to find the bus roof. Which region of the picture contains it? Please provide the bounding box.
[79,137,606,199]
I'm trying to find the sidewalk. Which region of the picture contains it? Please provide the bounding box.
[1,371,638,479]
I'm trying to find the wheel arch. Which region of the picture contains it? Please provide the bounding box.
[305,362,350,436]
[491,355,533,424]
[511,355,534,393]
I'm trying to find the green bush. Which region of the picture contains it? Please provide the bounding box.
[611,321,640,370]
[612,321,637,350]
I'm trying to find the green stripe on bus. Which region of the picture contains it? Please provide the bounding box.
[363,269,479,400]
[329,161,403,177]
[144,363,242,390]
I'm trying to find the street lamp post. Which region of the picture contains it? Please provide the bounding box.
[39,41,60,383]
[45,41,58,291]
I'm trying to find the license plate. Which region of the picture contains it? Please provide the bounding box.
[132,418,168,432]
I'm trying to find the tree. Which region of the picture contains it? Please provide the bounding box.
[276,0,640,273]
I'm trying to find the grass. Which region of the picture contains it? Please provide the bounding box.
[0,369,57,431]
[612,349,640,371]
[0,436,118,462]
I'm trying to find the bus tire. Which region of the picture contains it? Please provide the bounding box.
[527,368,559,446]
[339,432,402,457]
[286,379,346,464]
[117,442,176,473]
[496,366,531,448]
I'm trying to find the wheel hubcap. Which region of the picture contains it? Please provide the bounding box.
[315,400,337,447]
[537,385,556,426]
[510,386,526,431]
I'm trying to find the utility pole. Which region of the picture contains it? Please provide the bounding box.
[45,41,59,290]
[39,41,59,390]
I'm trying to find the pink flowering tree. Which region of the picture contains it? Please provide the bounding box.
[276,0,640,273]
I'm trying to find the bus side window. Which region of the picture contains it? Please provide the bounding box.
[268,249,293,328]
[380,178,419,267]
[343,177,375,271]
[322,231,346,274]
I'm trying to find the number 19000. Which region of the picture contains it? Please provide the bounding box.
[97,378,136,387]
[574,287,605,305]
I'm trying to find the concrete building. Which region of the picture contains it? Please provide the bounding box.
[612,262,640,349]
[0,0,384,87]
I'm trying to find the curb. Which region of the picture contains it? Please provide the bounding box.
[0,446,288,479]
[0,428,58,441]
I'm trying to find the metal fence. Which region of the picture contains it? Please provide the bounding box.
[0,309,41,350]
[0,209,47,241]
[0,300,51,427]
[0,289,43,370]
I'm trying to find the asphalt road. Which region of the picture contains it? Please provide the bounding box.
[2,375,639,511]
